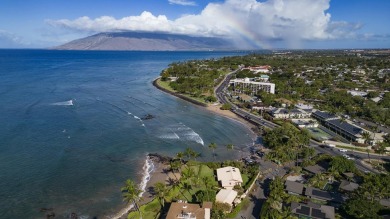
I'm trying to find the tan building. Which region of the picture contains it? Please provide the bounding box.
[166,201,212,219]
[215,189,238,207]
[216,166,243,189]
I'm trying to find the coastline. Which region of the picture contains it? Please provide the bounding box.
[111,78,259,218]
[153,77,257,138]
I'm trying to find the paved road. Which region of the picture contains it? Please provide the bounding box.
[215,73,385,174]
[214,71,387,218]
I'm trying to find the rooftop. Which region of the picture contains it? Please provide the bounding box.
[285,180,304,195]
[215,189,238,206]
[166,201,212,219]
[327,119,363,136]
[216,166,243,189]
[291,202,335,219]
[312,110,338,121]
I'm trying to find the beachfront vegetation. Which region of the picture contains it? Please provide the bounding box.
[123,146,260,219]
[121,179,143,218]
[161,51,390,126]
[263,122,310,164]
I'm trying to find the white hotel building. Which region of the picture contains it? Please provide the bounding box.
[230,77,275,95]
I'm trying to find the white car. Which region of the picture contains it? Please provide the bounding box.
[342,154,354,160]
[339,149,348,152]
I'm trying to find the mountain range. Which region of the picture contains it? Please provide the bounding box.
[53,32,236,51]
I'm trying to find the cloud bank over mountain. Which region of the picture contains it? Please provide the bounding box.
[47,0,364,49]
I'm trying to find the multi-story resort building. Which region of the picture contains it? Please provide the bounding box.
[230,78,275,95]
[312,110,383,145]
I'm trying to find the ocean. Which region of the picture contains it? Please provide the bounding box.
[0,50,254,218]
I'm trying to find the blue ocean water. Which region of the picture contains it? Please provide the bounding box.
[0,50,254,218]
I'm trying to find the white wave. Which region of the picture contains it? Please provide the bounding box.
[127,111,132,115]
[111,155,154,219]
[134,115,140,120]
[158,123,204,145]
[51,100,73,106]
[159,132,180,140]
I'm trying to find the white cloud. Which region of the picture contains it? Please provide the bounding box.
[168,0,197,6]
[0,30,30,47]
[46,0,367,48]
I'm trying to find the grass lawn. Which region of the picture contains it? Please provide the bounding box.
[156,79,175,92]
[156,79,209,104]
[242,174,249,186]
[127,198,161,219]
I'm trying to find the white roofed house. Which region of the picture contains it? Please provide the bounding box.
[215,189,238,208]
[216,166,243,190]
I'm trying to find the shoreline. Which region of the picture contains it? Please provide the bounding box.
[111,78,260,218]
[152,77,258,138]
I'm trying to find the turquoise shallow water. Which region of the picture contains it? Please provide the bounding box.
[0,50,254,218]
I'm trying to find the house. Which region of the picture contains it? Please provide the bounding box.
[285,180,304,195]
[215,189,238,207]
[339,180,359,192]
[291,202,335,219]
[166,201,212,219]
[305,187,332,201]
[270,108,311,119]
[304,163,328,175]
[216,166,243,189]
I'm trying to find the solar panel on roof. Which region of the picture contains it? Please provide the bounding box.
[311,209,326,218]
[296,206,311,216]
[312,190,331,199]
[328,119,362,135]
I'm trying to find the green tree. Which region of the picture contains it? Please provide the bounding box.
[343,196,381,219]
[208,142,217,161]
[153,182,168,208]
[329,156,356,175]
[220,103,232,110]
[121,179,143,218]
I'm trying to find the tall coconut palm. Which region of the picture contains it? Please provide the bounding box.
[121,179,143,218]
[226,144,234,151]
[176,152,184,164]
[208,142,217,161]
[153,182,168,208]
[184,148,194,161]
[362,131,372,162]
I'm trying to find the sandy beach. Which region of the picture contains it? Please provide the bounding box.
[206,103,257,135]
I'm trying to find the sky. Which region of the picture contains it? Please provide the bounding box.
[0,0,389,49]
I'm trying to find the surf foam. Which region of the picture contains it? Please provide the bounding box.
[51,100,73,106]
[111,155,154,219]
[158,123,204,145]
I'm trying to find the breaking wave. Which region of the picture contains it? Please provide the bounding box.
[111,155,154,219]
[51,100,73,106]
[158,123,204,145]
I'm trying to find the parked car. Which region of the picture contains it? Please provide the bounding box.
[339,148,348,152]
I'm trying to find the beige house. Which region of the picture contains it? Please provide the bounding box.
[216,189,238,207]
[216,166,243,189]
[166,201,212,219]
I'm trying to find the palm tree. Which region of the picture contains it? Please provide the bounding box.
[153,182,168,208]
[226,144,234,151]
[184,148,194,161]
[182,182,192,201]
[208,142,217,161]
[190,150,200,162]
[362,131,372,162]
[121,179,143,218]
[176,152,184,164]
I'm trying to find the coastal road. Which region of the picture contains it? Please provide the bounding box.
[215,71,382,174]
